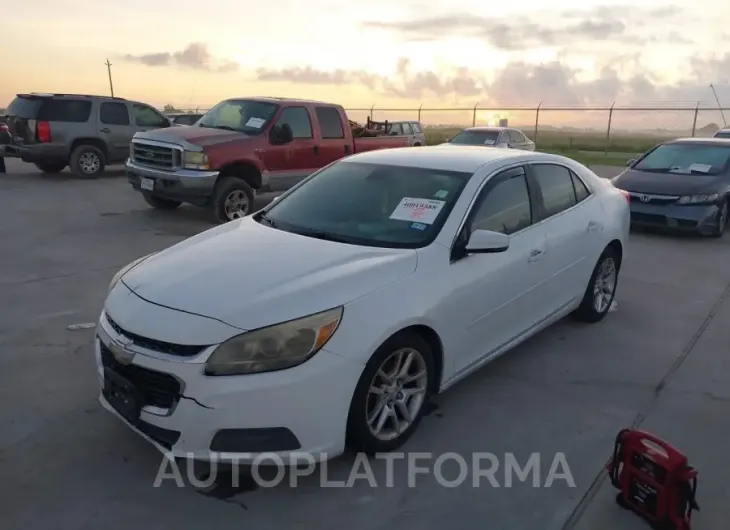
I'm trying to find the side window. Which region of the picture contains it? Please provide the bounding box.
[412,123,423,133]
[133,104,168,127]
[37,100,92,122]
[315,107,344,139]
[470,173,532,235]
[276,107,313,139]
[389,123,403,136]
[100,102,130,125]
[571,171,591,202]
[402,123,414,135]
[509,130,523,143]
[531,164,577,218]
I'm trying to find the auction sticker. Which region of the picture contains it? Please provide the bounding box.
[389,197,445,224]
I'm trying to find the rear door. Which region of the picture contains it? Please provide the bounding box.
[527,163,600,308]
[265,106,319,191]
[315,106,351,164]
[99,101,135,162]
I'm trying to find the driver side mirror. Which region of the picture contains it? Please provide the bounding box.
[270,123,293,145]
[465,229,509,254]
[625,158,636,167]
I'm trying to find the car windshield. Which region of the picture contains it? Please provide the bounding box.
[259,161,472,249]
[633,143,730,175]
[715,131,730,139]
[449,130,500,146]
[197,99,279,134]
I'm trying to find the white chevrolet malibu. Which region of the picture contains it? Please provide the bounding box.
[96,146,630,462]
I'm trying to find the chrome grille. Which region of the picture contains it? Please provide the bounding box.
[628,192,679,205]
[131,141,181,170]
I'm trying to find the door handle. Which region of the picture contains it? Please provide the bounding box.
[344,144,351,154]
[528,248,544,262]
[313,145,319,155]
[100,128,111,133]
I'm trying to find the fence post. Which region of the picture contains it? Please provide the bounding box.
[605,101,615,154]
[472,102,479,126]
[417,104,423,123]
[533,102,542,146]
[370,104,375,121]
[691,101,700,137]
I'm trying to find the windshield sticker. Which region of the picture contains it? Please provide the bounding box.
[484,139,496,145]
[688,163,712,173]
[434,189,449,199]
[410,222,427,230]
[245,117,266,128]
[390,197,445,225]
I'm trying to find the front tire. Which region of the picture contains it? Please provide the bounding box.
[573,247,619,323]
[34,161,67,174]
[69,145,105,178]
[346,331,435,455]
[709,201,728,238]
[142,192,182,210]
[211,177,255,224]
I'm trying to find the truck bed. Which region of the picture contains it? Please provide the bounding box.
[353,136,409,153]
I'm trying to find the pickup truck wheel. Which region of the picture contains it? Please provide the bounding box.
[70,145,105,178]
[211,177,255,223]
[34,161,67,174]
[142,192,182,210]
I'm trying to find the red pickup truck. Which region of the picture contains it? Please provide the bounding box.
[126,97,409,222]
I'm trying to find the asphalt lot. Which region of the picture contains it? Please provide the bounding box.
[1,158,729,530]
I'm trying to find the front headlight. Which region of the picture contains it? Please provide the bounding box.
[677,193,721,204]
[183,151,209,170]
[205,307,343,376]
[108,253,155,293]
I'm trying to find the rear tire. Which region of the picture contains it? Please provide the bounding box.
[34,161,67,174]
[709,201,728,238]
[69,145,105,178]
[573,247,620,323]
[211,177,255,224]
[142,192,182,210]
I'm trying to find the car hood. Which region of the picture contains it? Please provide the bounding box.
[120,218,418,331]
[134,126,252,149]
[613,168,724,195]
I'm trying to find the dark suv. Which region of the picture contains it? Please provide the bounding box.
[1,93,172,177]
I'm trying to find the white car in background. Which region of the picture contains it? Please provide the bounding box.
[444,126,536,150]
[96,146,629,463]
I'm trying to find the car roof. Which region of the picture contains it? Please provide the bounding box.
[345,145,563,173]
[668,137,730,145]
[232,96,336,106]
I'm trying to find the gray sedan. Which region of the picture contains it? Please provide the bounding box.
[444,126,536,151]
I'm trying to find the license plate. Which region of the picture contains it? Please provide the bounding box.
[140,177,154,191]
[103,369,142,423]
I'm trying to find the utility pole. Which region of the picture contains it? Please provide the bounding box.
[709,84,726,126]
[105,59,115,97]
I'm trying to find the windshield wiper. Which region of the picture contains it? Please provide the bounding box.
[292,228,351,243]
[259,213,277,227]
[199,124,239,132]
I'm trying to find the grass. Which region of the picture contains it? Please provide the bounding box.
[423,127,675,166]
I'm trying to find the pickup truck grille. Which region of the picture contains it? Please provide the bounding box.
[131,141,182,170]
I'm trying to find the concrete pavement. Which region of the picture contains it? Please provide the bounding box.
[0,158,728,530]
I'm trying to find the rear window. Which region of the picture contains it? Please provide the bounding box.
[450,130,500,146]
[715,131,730,139]
[412,123,423,134]
[634,143,730,175]
[37,99,92,123]
[6,97,43,118]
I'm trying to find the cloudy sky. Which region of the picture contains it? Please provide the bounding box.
[2,0,729,127]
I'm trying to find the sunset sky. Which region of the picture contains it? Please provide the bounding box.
[2,0,730,128]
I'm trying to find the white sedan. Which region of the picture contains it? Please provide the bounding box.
[95,146,630,462]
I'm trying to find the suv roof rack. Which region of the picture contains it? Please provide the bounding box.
[23,93,127,101]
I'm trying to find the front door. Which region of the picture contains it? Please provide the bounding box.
[437,167,549,374]
[266,106,318,192]
[98,102,136,163]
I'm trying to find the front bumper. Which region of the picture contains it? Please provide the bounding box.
[629,202,722,233]
[95,310,362,463]
[126,159,219,205]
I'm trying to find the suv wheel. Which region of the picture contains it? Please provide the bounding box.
[142,192,182,210]
[70,145,105,178]
[34,162,67,174]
